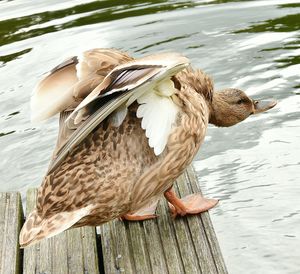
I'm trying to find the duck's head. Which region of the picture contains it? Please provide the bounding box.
[209,88,277,127]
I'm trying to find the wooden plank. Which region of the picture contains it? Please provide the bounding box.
[100,219,135,273]
[170,185,201,273]
[186,167,228,274]
[176,172,218,274]
[23,188,100,274]
[0,192,23,274]
[142,218,168,273]
[126,221,152,273]
[156,201,184,274]
[100,222,117,273]
[100,166,228,274]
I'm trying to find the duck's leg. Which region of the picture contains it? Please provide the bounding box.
[121,200,158,221]
[164,188,218,218]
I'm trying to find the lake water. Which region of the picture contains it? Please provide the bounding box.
[0,0,299,273]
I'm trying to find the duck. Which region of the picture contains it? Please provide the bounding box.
[19,48,276,247]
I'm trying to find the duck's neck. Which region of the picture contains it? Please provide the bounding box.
[177,87,210,140]
[208,92,223,127]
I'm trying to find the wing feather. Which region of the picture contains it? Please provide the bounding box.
[31,57,78,122]
[31,49,132,122]
[47,52,189,172]
[137,91,180,155]
[48,91,134,173]
[67,52,189,124]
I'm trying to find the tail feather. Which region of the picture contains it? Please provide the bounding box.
[19,205,93,248]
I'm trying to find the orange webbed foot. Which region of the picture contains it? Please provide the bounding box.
[121,213,158,221]
[164,189,218,218]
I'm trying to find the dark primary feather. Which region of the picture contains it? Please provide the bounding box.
[101,67,160,97]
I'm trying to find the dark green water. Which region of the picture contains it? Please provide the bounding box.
[0,1,299,273]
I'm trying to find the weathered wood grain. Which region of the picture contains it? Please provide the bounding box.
[176,172,218,274]
[23,188,100,274]
[170,186,201,273]
[156,201,184,274]
[127,221,152,273]
[100,166,228,274]
[142,218,168,273]
[100,219,135,273]
[0,192,23,274]
[186,167,228,274]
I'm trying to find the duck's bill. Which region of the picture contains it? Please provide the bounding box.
[253,99,277,114]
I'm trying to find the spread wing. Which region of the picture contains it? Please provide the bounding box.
[31,48,133,122]
[46,52,189,173]
[31,48,133,155]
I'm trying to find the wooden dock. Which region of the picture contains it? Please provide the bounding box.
[0,166,227,274]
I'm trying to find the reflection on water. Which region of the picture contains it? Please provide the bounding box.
[236,3,300,71]
[0,48,32,66]
[0,0,299,273]
[0,0,203,47]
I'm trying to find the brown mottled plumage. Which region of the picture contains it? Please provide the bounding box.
[20,48,276,247]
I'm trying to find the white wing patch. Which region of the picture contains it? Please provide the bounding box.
[136,79,179,156]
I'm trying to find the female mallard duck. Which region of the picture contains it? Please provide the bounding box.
[20,48,276,247]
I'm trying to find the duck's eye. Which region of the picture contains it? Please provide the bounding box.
[237,99,245,104]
